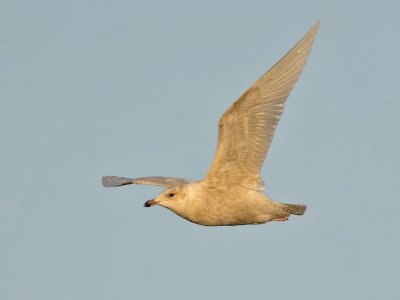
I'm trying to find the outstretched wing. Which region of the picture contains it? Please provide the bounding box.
[205,22,319,190]
[102,176,195,188]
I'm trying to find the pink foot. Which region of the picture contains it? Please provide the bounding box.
[271,215,289,222]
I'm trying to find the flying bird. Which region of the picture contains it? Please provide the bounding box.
[102,22,319,226]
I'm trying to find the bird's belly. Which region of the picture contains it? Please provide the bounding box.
[189,196,271,226]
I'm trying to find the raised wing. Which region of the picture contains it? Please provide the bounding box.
[205,22,319,190]
[102,176,195,188]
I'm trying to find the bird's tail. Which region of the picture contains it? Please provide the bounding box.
[283,203,307,216]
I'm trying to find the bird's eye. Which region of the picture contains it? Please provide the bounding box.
[169,193,175,197]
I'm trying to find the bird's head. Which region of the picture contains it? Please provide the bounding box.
[143,183,201,219]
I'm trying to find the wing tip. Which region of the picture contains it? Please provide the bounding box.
[102,176,133,187]
[102,176,114,187]
[307,21,320,40]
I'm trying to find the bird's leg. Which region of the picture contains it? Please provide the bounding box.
[271,214,290,222]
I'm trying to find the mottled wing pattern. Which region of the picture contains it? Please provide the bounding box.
[102,176,195,188]
[205,22,319,190]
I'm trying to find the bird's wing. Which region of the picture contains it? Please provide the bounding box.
[205,22,319,190]
[102,176,195,188]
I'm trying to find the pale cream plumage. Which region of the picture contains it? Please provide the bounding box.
[102,22,319,226]
[206,22,319,191]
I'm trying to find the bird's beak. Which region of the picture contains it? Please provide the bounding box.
[144,199,157,207]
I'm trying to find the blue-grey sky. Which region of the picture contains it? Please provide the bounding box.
[1,1,399,299]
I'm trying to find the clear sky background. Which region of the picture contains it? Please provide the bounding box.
[1,1,399,299]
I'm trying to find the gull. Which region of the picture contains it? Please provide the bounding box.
[102,22,319,226]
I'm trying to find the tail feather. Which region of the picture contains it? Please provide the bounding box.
[283,203,307,216]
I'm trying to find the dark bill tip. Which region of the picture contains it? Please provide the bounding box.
[144,199,156,207]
